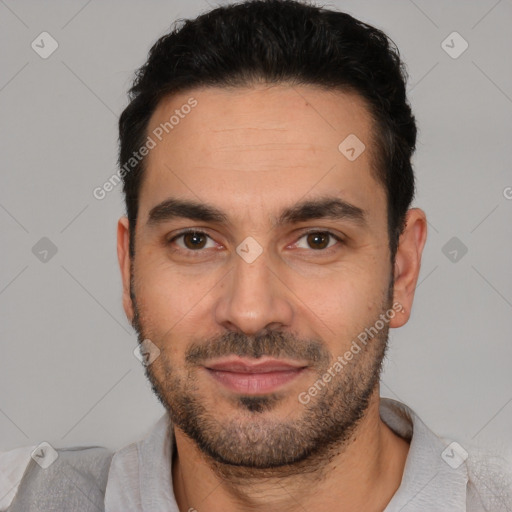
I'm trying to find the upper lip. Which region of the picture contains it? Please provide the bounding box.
[204,356,308,373]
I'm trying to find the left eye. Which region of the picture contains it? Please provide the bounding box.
[295,231,341,250]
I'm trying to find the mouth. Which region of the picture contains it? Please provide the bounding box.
[204,356,308,394]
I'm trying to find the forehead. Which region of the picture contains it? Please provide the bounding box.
[139,83,385,225]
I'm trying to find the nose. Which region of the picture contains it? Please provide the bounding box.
[214,247,294,337]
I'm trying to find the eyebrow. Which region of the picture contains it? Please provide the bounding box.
[146,196,367,228]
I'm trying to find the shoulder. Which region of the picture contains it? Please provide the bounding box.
[6,445,113,512]
[465,446,512,511]
[53,445,114,481]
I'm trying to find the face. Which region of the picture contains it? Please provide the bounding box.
[119,83,411,469]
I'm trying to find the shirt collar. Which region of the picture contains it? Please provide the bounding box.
[380,398,469,511]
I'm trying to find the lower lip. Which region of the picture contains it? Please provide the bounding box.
[205,368,306,394]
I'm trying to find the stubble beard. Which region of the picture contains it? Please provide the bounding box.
[129,268,392,480]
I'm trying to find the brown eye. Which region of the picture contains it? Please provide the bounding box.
[306,232,330,249]
[169,230,215,251]
[182,231,207,249]
[294,231,342,251]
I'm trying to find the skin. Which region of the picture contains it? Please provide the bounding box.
[117,83,427,511]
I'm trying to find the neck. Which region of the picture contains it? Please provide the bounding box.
[172,390,409,512]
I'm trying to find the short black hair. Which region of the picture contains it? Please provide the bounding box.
[119,0,416,263]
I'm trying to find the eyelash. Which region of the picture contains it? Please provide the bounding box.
[166,229,344,256]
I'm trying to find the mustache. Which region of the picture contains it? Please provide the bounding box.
[185,330,330,367]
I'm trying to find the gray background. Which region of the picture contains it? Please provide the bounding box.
[1,0,511,459]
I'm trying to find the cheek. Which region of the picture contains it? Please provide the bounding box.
[291,258,388,341]
[133,257,218,336]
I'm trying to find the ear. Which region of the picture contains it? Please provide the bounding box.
[117,216,134,325]
[389,208,428,328]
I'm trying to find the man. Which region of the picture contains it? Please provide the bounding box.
[109,0,511,510]
[2,1,510,511]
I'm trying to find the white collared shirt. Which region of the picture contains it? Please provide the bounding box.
[2,399,510,510]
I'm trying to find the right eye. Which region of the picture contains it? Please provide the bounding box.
[167,230,218,252]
